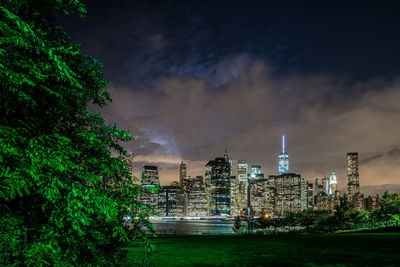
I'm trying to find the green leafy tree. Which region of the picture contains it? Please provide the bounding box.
[298,210,317,232]
[0,0,153,265]
[330,196,359,231]
[374,191,400,227]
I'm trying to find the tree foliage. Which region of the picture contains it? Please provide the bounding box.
[0,0,152,265]
[233,216,241,233]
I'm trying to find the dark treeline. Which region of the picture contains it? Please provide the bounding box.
[234,192,400,233]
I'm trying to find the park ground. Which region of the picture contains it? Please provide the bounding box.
[127,232,400,266]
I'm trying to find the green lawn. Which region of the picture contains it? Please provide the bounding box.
[127,233,400,266]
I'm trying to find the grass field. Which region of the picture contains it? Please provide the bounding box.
[127,233,400,266]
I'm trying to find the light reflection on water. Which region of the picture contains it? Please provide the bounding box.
[150,220,236,234]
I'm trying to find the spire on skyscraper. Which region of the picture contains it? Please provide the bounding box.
[278,136,289,175]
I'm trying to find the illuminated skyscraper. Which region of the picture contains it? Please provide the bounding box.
[250,165,262,178]
[187,176,208,217]
[179,161,187,186]
[329,171,337,195]
[278,136,289,175]
[322,177,330,194]
[346,152,360,197]
[141,165,160,186]
[237,160,248,183]
[140,165,160,209]
[206,151,232,216]
[157,185,185,217]
[224,150,233,175]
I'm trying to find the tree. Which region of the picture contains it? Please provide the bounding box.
[331,196,359,231]
[0,1,152,265]
[283,211,297,231]
[374,191,400,227]
[298,210,316,232]
[233,216,241,233]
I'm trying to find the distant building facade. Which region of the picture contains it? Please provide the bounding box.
[270,173,302,215]
[249,177,275,216]
[158,185,185,217]
[365,195,380,211]
[187,176,208,217]
[140,165,160,211]
[206,152,232,216]
[347,152,360,197]
[179,161,187,186]
[237,160,249,184]
[250,165,262,178]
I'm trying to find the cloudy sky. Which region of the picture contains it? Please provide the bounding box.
[61,0,400,195]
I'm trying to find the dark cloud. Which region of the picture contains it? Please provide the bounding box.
[61,1,400,193]
[62,0,400,87]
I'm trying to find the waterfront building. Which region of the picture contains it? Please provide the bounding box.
[278,135,289,175]
[187,176,208,217]
[231,181,248,216]
[249,177,275,216]
[140,165,160,210]
[347,152,360,197]
[205,151,232,216]
[158,185,185,217]
[270,173,302,215]
[329,171,337,195]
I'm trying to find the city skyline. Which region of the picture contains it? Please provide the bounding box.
[133,140,397,197]
[62,1,400,196]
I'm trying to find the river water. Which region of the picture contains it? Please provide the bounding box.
[150,220,236,234]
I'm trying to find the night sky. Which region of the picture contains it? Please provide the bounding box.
[61,0,400,194]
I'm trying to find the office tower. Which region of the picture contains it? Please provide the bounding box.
[237,160,248,184]
[179,161,187,186]
[187,176,208,217]
[140,165,160,210]
[278,135,289,175]
[314,178,323,196]
[322,177,330,195]
[300,179,309,210]
[231,181,248,216]
[250,165,262,178]
[307,182,314,208]
[347,152,360,197]
[141,165,160,186]
[182,176,195,192]
[329,171,337,195]
[205,151,232,216]
[229,176,238,215]
[249,177,274,216]
[235,160,249,216]
[158,185,185,217]
[271,173,302,215]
